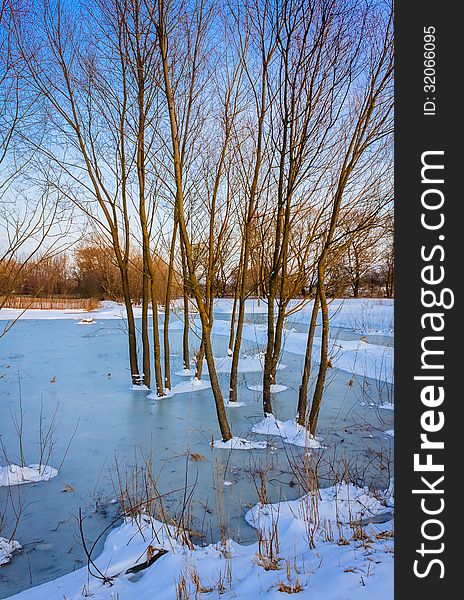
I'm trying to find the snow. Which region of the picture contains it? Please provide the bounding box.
[212,297,269,314]
[0,298,393,336]
[130,384,150,391]
[211,319,393,384]
[0,538,22,566]
[225,400,246,407]
[247,384,287,393]
[4,483,393,600]
[379,402,394,411]
[147,378,211,399]
[251,414,325,448]
[77,317,96,324]
[287,298,394,337]
[174,368,196,377]
[385,429,394,437]
[246,481,390,529]
[0,464,58,487]
[215,354,286,374]
[211,437,268,450]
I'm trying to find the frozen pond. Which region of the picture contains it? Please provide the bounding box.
[0,306,393,598]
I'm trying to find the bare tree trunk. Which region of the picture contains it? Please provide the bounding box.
[297,291,320,427]
[133,5,165,397]
[262,197,292,414]
[228,254,242,355]
[141,258,151,388]
[155,7,232,440]
[120,264,142,386]
[180,240,191,371]
[150,274,165,396]
[229,100,267,403]
[194,339,205,380]
[163,217,178,389]
[307,261,328,435]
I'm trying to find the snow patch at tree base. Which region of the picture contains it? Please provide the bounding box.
[251,414,325,448]
[211,437,267,450]
[147,378,211,399]
[0,538,22,566]
[0,464,58,487]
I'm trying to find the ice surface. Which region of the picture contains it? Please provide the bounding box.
[214,354,286,374]
[173,368,196,377]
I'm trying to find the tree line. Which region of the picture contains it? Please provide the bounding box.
[0,240,181,302]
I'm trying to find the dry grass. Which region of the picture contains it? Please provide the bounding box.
[255,519,283,571]
[176,574,190,600]
[2,296,100,311]
[277,580,303,594]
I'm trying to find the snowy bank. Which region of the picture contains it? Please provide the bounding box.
[287,298,394,336]
[4,482,393,600]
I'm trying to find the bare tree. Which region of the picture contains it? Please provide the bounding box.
[305,5,393,434]
[13,0,146,385]
[151,0,233,441]
[261,0,351,415]
[228,0,276,403]
[1,2,73,335]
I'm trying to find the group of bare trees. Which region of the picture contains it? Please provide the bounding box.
[1,0,393,441]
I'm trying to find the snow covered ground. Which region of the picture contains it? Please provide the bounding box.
[287,298,394,336]
[4,482,393,600]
